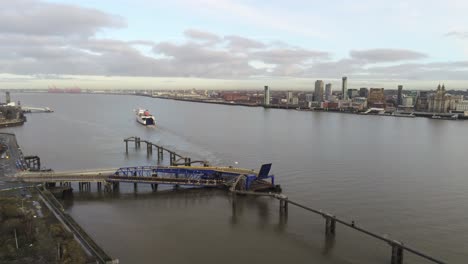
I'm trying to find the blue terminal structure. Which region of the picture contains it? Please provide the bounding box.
[109,163,279,192]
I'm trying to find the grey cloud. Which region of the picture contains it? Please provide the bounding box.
[444,31,468,38]
[184,29,221,43]
[0,1,465,82]
[225,35,266,50]
[153,42,261,78]
[364,61,468,80]
[0,0,125,36]
[252,48,330,64]
[301,59,364,78]
[350,49,428,62]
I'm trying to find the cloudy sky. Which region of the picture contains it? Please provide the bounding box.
[1,0,468,90]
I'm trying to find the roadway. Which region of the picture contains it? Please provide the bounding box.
[0,133,26,189]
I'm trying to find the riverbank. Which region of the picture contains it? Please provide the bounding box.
[0,105,26,129]
[0,119,26,129]
[0,187,90,263]
[1,132,116,263]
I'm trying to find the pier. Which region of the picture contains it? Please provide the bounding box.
[124,136,208,166]
[11,135,447,264]
[21,106,54,113]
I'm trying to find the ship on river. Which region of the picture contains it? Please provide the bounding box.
[135,108,156,126]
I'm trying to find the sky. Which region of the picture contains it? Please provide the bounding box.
[1,0,468,90]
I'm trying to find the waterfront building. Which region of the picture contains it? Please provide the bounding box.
[291,97,299,105]
[415,91,429,111]
[359,87,369,98]
[305,93,314,102]
[338,100,352,109]
[328,95,338,102]
[347,89,359,99]
[325,83,332,100]
[397,85,403,106]
[222,92,250,102]
[449,95,464,110]
[367,88,385,108]
[428,84,448,112]
[314,80,324,102]
[263,86,270,105]
[287,91,293,104]
[402,95,414,107]
[352,97,368,111]
[309,101,321,108]
[428,84,463,113]
[456,100,468,112]
[342,76,348,100]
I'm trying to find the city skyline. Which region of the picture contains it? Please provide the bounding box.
[2,0,468,90]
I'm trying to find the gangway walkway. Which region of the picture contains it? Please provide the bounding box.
[15,164,278,192]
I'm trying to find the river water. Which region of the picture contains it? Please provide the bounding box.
[4,93,468,263]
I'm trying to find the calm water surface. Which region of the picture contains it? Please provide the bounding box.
[5,93,468,263]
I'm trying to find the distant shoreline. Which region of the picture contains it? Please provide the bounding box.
[10,91,468,120]
[147,95,468,120]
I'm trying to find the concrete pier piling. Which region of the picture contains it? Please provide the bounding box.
[134,137,141,149]
[158,147,163,160]
[104,182,112,192]
[146,142,152,156]
[169,152,175,166]
[391,242,404,264]
[325,214,336,235]
[279,197,288,215]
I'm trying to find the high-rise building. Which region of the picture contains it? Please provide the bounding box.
[263,86,270,105]
[428,84,451,113]
[347,89,359,99]
[325,83,332,100]
[5,91,10,104]
[287,91,293,104]
[415,91,429,111]
[367,88,385,107]
[342,76,348,100]
[397,85,403,106]
[359,87,369,98]
[314,80,324,102]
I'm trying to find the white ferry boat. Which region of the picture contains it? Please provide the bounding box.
[135,109,156,126]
